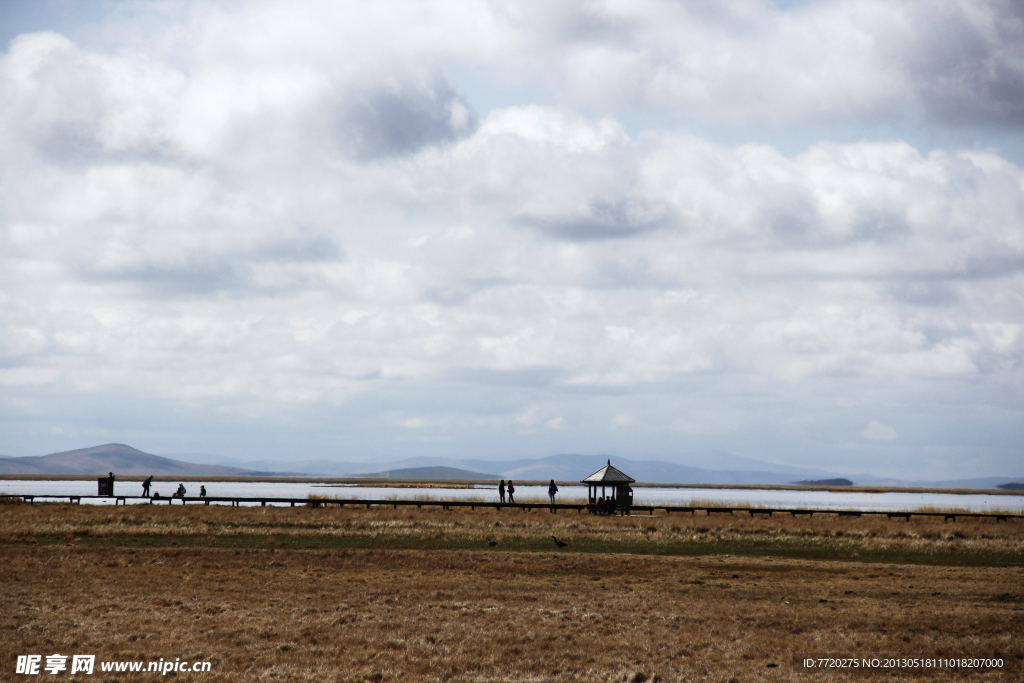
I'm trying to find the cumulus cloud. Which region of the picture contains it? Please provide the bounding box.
[860,421,899,441]
[517,198,671,241]
[336,79,476,160]
[0,0,1022,478]
[0,31,186,161]
[907,1,1024,126]
[509,0,1024,129]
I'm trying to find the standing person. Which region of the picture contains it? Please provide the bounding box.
[507,480,515,503]
[142,476,153,497]
[548,479,558,504]
[498,480,506,503]
[199,485,207,498]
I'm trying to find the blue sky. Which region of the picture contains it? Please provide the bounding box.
[1,0,1022,479]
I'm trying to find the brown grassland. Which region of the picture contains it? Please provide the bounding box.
[1,502,1022,682]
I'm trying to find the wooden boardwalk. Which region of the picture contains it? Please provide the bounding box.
[8,494,1022,523]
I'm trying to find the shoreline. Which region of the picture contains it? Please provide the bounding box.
[0,473,1022,496]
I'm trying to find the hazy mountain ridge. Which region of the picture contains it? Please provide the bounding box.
[161,451,1024,488]
[356,466,503,480]
[4,445,1021,489]
[0,444,277,477]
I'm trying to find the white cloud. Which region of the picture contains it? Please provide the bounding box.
[535,0,1024,129]
[0,1,1021,478]
[514,407,539,426]
[860,421,899,441]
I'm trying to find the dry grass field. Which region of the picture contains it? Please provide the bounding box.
[2,502,1022,682]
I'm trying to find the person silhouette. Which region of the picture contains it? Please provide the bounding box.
[498,480,506,503]
[548,479,558,504]
[142,476,153,497]
[507,480,515,503]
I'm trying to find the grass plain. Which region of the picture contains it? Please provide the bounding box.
[2,502,1022,682]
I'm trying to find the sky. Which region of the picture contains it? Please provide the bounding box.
[1,0,1022,479]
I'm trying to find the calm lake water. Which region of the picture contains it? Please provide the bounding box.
[1,480,1021,512]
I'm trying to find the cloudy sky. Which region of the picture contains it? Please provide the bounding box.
[1,0,1022,479]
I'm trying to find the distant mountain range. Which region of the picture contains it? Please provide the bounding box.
[183,451,1023,489]
[190,450,848,484]
[0,444,278,477]
[1,443,1021,490]
[356,466,503,480]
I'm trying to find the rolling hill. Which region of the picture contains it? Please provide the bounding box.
[355,466,502,480]
[5,445,1020,489]
[0,443,275,477]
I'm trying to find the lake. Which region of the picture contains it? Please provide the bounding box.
[1,480,1021,512]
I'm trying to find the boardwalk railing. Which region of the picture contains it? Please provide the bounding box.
[7,494,1021,522]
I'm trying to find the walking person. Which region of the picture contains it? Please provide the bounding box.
[142,475,153,497]
[507,480,515,503]
[498,479,506,503]
[548,479,558,504]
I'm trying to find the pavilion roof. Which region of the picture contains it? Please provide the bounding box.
[581,460,635,484]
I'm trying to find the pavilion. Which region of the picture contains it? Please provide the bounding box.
[581,460,634,514]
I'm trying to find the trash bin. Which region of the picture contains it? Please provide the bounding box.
[98,475,114,496]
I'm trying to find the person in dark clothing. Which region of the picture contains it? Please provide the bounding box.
[142,476,153,497]
[199,485,207,498]
[174,483,186,498]
[507,480,515,503]
[498,480,506,503]
[548,479,558,504]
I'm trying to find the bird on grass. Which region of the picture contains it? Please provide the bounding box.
[551,536,568,548]
[487,538,498,547]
